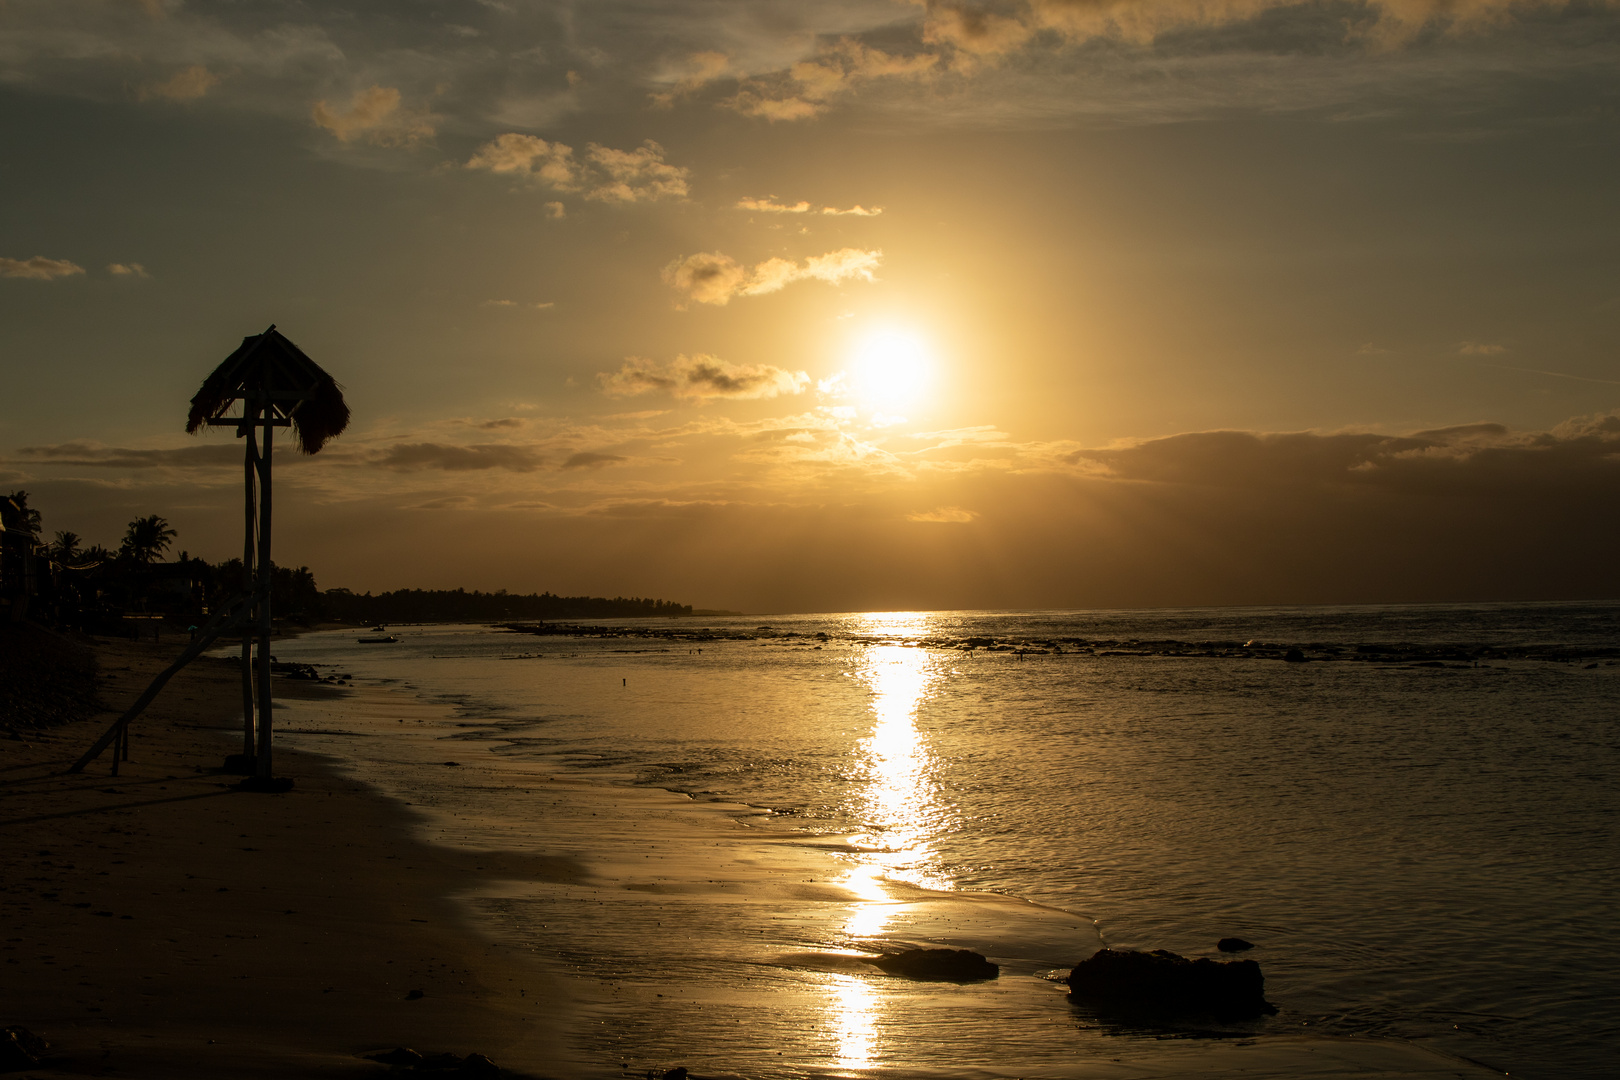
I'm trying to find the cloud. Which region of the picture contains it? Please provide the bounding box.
[662,247,882,305]
[923,4,1037,61]
[914,0,1607,59]
[737,196,882,216]
[466,133,580,185]
[561,451,627,469]
[377,442,547,472]
[481,298,553,309]
[1457,341,1507,355]
[660,252,750,305]
[14,442,244,467]
[108,263,150,277]
[907,506,979,523]
[312,85,435,146]
[465,136,689,203]
[584,142,691,203]
[1,256,85,281]
[721,37,939,121]
[725,91,824,121]
[137,65,219,102]
[649,50,730,108]
[1064,413,1620,494]
[544,201,566,219]
[599,355,812,402]
[407,495,478,510]
[475,418,526,430]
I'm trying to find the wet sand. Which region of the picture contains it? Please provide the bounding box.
[0,637,575,1079]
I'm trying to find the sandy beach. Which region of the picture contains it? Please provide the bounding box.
[1,634,573,1079]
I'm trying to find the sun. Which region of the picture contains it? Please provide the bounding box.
[848,327,935,414]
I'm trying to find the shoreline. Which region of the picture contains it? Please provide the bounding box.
[1,636,573,1079]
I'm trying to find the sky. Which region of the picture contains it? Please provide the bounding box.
[3,0,1620,613]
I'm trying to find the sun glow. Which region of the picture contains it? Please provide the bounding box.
[848,327,934,414]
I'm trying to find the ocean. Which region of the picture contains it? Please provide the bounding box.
[266,603,1620,1079]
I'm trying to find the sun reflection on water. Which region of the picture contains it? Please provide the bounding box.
[849,615,948,890]
[829,974,879,1069]
[821,614,951,1069]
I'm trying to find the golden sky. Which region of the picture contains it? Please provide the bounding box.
[4,0,1620,610]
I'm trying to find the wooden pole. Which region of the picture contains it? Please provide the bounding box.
[241,400,258,762]
[254,410,274,780]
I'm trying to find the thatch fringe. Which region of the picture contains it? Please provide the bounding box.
[186,327,350,454]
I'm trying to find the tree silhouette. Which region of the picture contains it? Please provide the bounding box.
[3,490,42,537]
[51,530,82,563]
[121,515,177,563]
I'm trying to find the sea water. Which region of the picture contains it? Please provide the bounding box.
[268,603,1620,1080]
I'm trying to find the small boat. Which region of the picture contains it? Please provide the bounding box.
[357,635,399,644]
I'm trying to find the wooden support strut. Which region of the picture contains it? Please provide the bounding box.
[70,594,254,773]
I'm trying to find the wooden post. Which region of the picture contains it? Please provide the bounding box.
[241,400,258,762]
[254,411,274,780]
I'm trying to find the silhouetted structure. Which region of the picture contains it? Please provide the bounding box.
[75,326,348,781]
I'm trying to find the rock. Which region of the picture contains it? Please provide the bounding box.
[367,1047,425,1066]
[1066,948,1275,1020]
[458,1053,500,1077]
[1283,648,1307,663]
[405,989,425,1000]
[420,1052,465,1070]
[1217,937,1255,952]
[870,948,998,982]
[661,1068,689,1080]
[1,1027,48,1072]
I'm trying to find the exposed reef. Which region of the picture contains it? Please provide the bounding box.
[498,621,1620,666]
[869,948,998,982]
[1066,948,1275,1021]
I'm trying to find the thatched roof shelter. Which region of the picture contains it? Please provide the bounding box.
[185,325,349,454]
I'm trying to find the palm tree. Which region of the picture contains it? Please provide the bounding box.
[121,515,177,563]
[3,490,42,537]
[51,530,82,563]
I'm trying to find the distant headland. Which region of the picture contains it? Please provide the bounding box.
[3,488,721,632]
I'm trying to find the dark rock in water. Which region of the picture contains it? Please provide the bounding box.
[659,1068,689,1080]
[1067,948,1274,1019]
[871,948,998,982]
[1217,937,1255,952]
[367,1047,425,1066]
[405,988,425,1000]
[1283,648,1307,663]
[420,1052,466,1070]
[459,1052,501,1077]
[2,1027,48,1072]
